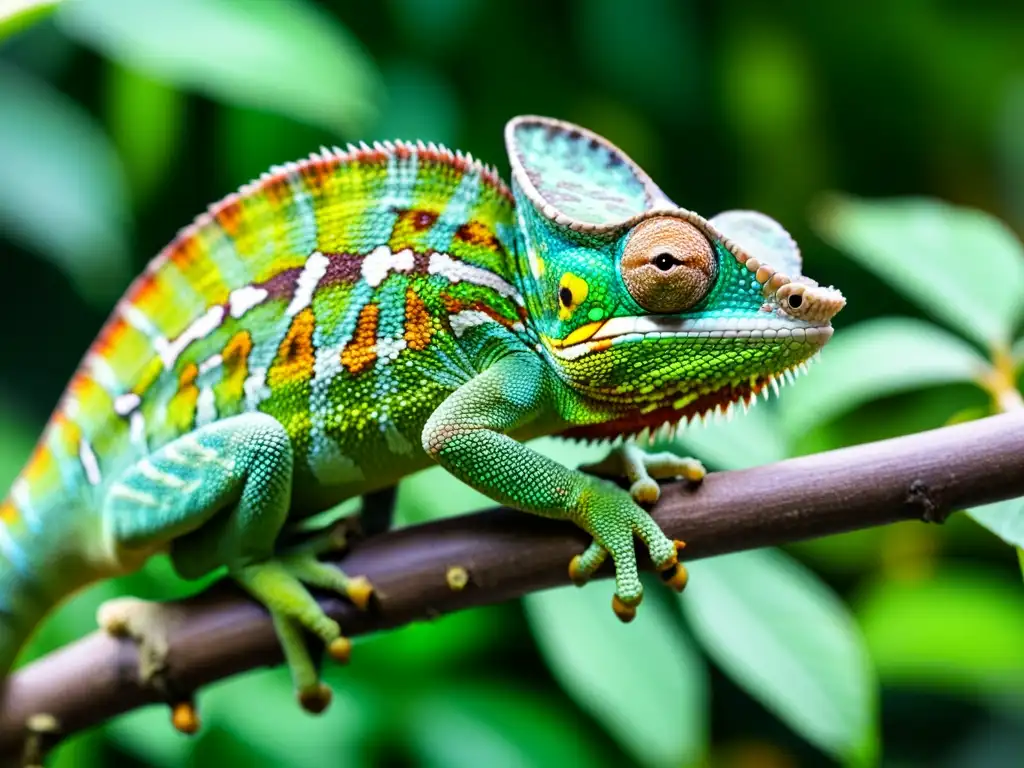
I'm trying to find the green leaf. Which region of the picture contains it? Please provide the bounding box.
[816,195,1024,349]
[198,667,372,767]
[0,0,59,41]
[406,681,611,768]
[680,549,877,765]
[58,0,381,137]
[104,706,194,768]
[667,403,789,470]
[0,64,130,304]
[1013,335,1024,368]
[856,567,1024,697]
[524,583,708,768]
[105,62,185,203]
[396,465,493,525]
[778,317,990,436]
[0,405,36,495]
[352,605,508,677]
[968,498,1024,549]
[370,60,460,147]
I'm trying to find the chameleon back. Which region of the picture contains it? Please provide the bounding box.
[18,142,521,511]
[0,142,523,671]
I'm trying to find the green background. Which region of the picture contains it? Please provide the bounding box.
[2,1,1023,766]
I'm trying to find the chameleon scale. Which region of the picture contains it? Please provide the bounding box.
[0,116,843,715]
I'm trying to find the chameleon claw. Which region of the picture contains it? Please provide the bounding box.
[659,562,689,592]
[297,682,333,715]
[629,478,661,505]
[568,555,590,586]
[327,636,352,664]
[345,575,375,611]
[170,700,200,735]
[612,594,639,623]
[657,540,689,591]
[679,462,706,483]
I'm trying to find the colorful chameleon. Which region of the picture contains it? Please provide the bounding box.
[0,116,844,711]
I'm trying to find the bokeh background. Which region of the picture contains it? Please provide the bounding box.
[2,1,1024,766]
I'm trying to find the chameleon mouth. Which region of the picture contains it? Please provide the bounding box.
[547,315,833,360]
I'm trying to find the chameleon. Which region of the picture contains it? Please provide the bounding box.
[0,115,844,712]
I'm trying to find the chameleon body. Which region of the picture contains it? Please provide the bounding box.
[0,116,843,708]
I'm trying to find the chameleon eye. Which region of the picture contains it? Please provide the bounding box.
[620,217,717,313]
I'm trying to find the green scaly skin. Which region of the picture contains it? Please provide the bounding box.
[0,116,844,713]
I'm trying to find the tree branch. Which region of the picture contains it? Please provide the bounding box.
[2,411,1024,760]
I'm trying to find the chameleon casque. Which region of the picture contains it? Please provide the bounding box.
[0,116,844,711]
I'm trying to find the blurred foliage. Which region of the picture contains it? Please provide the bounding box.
[2,1,1024,766]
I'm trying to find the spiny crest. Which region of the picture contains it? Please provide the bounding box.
[561,355,818,445]
[165,137,512,273]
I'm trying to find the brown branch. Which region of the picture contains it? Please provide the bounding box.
[2,411,1024,761]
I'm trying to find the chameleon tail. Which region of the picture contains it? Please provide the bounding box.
[0,494,97,677]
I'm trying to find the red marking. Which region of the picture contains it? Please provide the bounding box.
[298,158,337,192]
[167,234,202,269]
[455,220,507,256]
[126,271,160,306]
[440,294,516,330]
[561,379,766,440]
[213,195,244,237]
[91,317,130,358]
[262,174,293,208]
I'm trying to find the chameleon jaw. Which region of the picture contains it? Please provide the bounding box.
[547,314,833,361]
[559,360,814,443]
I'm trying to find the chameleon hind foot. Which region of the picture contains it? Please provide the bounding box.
[233,555,374,712]
[580,444,706,505]
[97,598,200,733]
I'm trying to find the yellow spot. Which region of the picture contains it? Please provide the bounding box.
[404,289,434,351]
[558,272,589,320]
[217,330,253,406]
[167,363,199,432]
[551,320,604,348]
[134,357,164,398]
[268,308,316,388]
[0,499,18,522]
[341,303,379,375]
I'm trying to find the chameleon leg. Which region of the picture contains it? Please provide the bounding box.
[103,412,367,711]
[423,353,679,621]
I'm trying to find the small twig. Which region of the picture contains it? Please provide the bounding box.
[1,410,1023,761]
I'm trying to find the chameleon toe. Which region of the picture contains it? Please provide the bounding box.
[568,555,589,586]
[629,478,661,505]
[345,576,375,611]
[297,683,333,714]
[659,562,689,592]
[611,594,639,623]
[171,701,200,735]
[327,636,352,664]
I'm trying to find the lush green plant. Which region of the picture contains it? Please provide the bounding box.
[2,2,1022,766]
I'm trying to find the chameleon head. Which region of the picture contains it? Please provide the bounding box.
[505,116,845,434]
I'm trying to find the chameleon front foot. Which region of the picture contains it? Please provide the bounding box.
[233,555,374,712]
